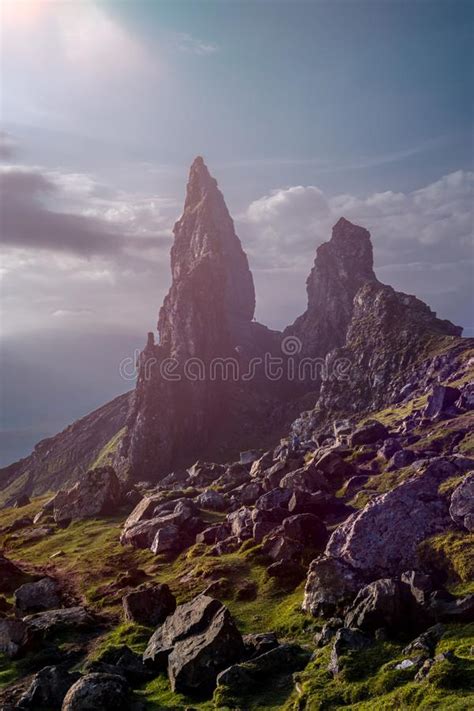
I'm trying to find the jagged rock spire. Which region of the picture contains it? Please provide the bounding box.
[158,157,255,358]
[285,217,378,358]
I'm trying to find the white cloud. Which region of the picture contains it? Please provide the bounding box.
[174,32,218,56]
[239,170,474,269]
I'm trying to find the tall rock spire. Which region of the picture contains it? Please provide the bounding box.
[285,217,378,359]
[120,158,260,480]
[158,157,255,359]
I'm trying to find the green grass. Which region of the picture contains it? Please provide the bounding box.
[418,531,474,594]
[91,427,126,468]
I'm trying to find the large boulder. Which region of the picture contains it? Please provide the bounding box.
[121,495,163,533]
[302,556,363,617]
[0,618,36,658]
[227,507,253,541]
[168,605,244,694]
[255,488,292,511]
[52,467,122,523]
[311,452,355,490]
[122,584,176,626]
[17,665,80,709]
[449,473,474,531]
[143,594,244,694]
[61,673,130,710]
[23,607,94,634]
[15,577,61,614]
[325,458,458,578]
[349,420,389,447]
[196,489,226,511]
[344,578,422,634]
[424,385,460,419]
[143,595,224,668]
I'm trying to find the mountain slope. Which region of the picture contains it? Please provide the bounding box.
[0,392,131,507]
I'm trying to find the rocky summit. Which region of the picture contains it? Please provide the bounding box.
[0,159,472,710]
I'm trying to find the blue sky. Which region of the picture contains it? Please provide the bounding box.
[0,0,473,464]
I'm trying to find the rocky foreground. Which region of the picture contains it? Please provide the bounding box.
[0,369,473,709]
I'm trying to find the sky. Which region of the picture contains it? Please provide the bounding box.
[0,0,473,465]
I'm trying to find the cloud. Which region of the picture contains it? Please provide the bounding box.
[0,131,18,160]
[0,165,173,257]
[239,170,474,269]
[238,169,474,332]
[174,32,218,56]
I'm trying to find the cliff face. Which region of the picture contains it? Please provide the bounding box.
[316,281,463,416]
[284,217,377,359]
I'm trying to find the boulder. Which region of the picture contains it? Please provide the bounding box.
[121,495,163,533]
[250,451,274,478]
[143,594,224,668]
[312,452,355,490]
[424,385,460,419]
[344,578,422,634]
[266,560,306,583]
[349,420,389,447]
[328,627,372,675]
[196,490,226,511]
[17,665,80,709]
[449,473,474,531]
[61,673,130,711]
[314,618,343,647]
[85,646,153,684]
[168,605,244,694]
[196,524,229,545]
[279,466,329,493]
[255,488,291,511]
[402,623,445,658]
[187,461,225,486]
[24,606,94,634]
[302,556,363,617]
[242,633,278,658]
[235,481,263,506]
[0,618,35,658]
[150,524,181,554]
[380,438,402,460]
[262,534,303,563]
[52,467,122,523]
[227,507,253,541]
[122,584,176,626]
[15,577,62,614]
[326,458,458,578]
[387,449,416,470]
[281,514,328,548]
[143,594,244,694]
[120,516,168,549]
[216,643,311,694]
[288,490,349,520]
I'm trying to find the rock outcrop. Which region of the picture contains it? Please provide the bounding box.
[324,458,458,578]
[285,217,377,360]
[119,157,286,481]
